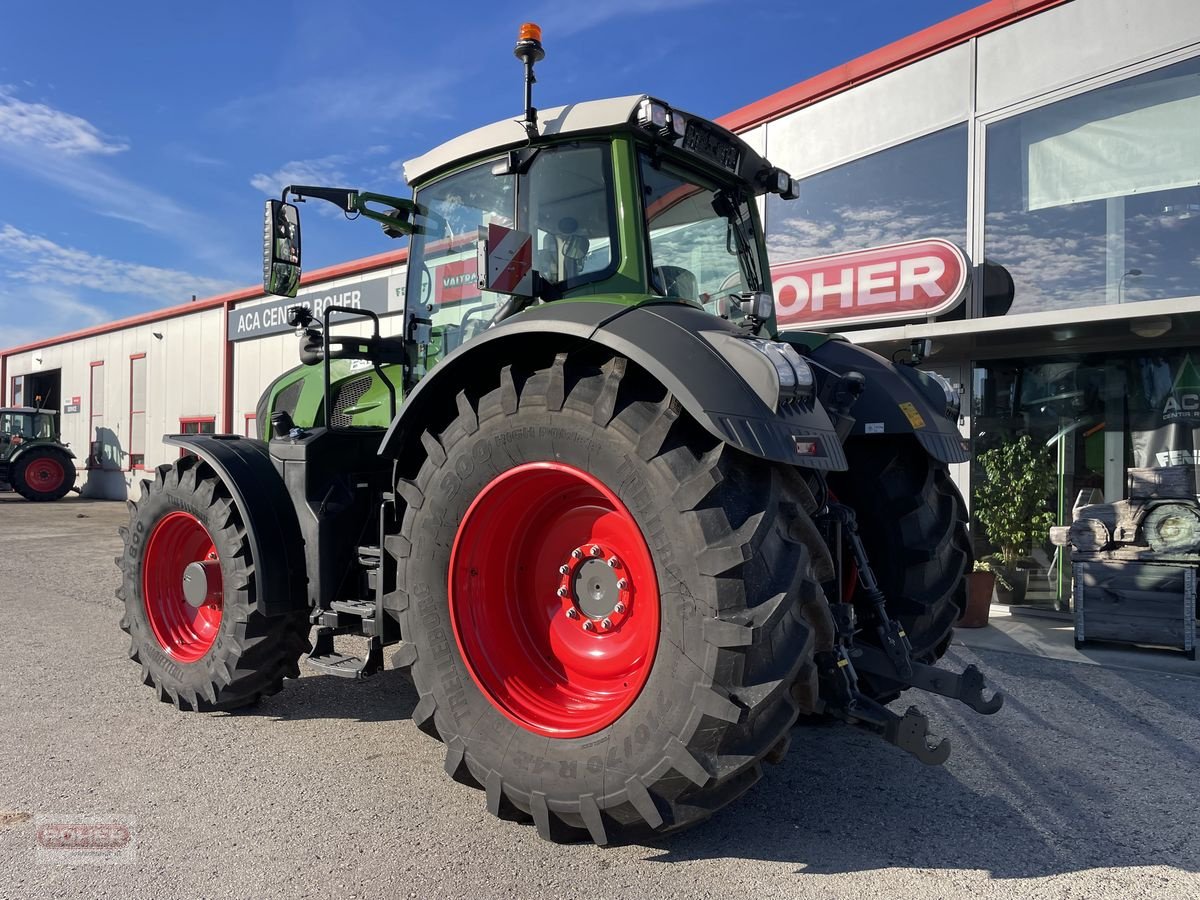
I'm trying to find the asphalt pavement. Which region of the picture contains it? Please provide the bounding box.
[1,492,1197,899]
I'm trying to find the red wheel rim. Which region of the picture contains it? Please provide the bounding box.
[25,457,65,493]
[449,462,660,738]
[142,511,223,663]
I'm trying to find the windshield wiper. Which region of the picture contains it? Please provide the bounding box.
[712,190,762,292]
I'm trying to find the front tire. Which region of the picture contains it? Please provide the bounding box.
[117,457,310,710]
[389,355,819,843]
[12,447,75,501]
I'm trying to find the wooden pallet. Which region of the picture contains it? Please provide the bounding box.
[1073,561,1196,659]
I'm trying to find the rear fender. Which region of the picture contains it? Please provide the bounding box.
[10,443,76,465]
[162,435,308,616]
[377,301,847,471]
[804,338,969,464]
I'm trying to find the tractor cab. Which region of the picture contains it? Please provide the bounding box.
[397,93,795,363]
[0,407,60,451]
[261,21,797,400]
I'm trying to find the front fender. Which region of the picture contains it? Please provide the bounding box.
[378,300,847,470]
[804,339,969,464]
[162,435,308,616]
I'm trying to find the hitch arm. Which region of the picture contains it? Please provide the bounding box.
[851,644,1004,715]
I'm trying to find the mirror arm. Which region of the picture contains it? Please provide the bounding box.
[354,192,417,238]
[281,184,359,212]
[281,185,417,238]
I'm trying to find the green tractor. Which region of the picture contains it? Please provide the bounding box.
[0,407,77,501]
[118,26,1001,843]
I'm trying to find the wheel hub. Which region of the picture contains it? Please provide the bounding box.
[562,546,631,627]
[181,557,222,608]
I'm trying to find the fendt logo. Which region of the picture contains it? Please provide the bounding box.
[772,238,969,329]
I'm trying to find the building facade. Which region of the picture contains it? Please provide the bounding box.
[4,0,1199,615]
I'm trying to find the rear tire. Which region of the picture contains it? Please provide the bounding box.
[830,438,970,700]
[12,447,75,501]
[117,456,310,711]
[389,354,819,844]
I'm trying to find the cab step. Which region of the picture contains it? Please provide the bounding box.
[304,626,383,680]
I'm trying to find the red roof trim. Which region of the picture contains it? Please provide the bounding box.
[0,246,409,358]
[716,0,1073,133]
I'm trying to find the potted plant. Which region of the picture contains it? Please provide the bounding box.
[960,556,1011,627]
[972,433,1057,605]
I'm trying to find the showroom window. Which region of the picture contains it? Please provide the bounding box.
[766,124,969,326]
[10,375,23,407]
[971,345,1200,611]
[983,55,1200,317]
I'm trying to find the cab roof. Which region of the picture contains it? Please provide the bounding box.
[403,94,770,188]
[1,407,53,415]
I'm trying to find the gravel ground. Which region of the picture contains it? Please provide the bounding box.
[0,492,1197,900]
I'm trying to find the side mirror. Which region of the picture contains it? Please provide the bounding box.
[264,199,302,298]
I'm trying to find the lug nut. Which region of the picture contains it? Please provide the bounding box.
[556,586,569,597]
[582,620,595,631]
[614,602,626,614]
[601,617,613,630]
[566,608,579,619]
[571,549,583,559]
[559,564,570,575]
[607,557,619,568]
[616,578,629,590]
[590,545,603,557]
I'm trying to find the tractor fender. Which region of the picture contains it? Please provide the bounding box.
[162,434,308,616]
[9,443,76,465]
[378,300,847,471]
[805,338,969,464]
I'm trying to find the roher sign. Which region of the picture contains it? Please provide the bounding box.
[772,238,969,329]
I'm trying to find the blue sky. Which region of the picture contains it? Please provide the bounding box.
[0,0,981,346]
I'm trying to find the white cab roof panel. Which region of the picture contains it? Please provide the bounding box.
[403,95,646,185]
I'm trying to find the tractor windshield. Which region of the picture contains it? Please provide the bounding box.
[406,142,618,355]
[639,152,763,322]
[0,411,56,441]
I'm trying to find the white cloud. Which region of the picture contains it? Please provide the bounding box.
[216,69,459,128]
[249,155,350,197]
[0,85,128,155]
[0,283,110,347]
[0,224,237,302]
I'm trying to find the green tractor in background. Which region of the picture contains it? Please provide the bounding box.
[0,407,77,501]
[118,24,1000,844]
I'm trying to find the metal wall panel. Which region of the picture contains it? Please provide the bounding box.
[2,307,225,498]
[977,0,1200,114]
[764,42,972,179]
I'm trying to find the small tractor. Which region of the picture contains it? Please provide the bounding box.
[118,25,1002,844]
[0,406,77,501]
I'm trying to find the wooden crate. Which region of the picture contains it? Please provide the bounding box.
[1073,561,1196,659]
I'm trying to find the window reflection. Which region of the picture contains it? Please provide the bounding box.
[766,124,968,327]
[972,348,1200,609]
[984,56,1200,315]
